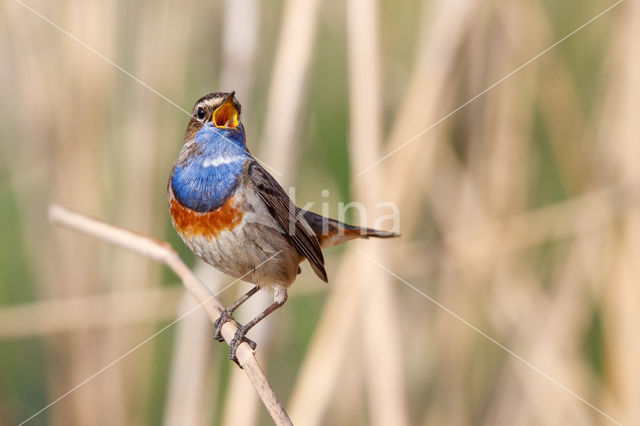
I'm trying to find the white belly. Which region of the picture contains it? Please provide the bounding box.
[180,216,299,288]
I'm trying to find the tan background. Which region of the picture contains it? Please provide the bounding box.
[0,0,637,425]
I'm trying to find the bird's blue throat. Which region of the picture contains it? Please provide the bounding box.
[171,124,249,212]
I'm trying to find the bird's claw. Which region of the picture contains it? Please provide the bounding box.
[214,312,257,368]
[213,309,234,342]
[228,326,257,368]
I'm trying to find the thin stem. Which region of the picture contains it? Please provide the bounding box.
[48,204,292,426]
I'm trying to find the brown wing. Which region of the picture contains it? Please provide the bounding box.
[248,161,328,282]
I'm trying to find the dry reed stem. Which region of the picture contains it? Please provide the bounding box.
[48,204,293,426]
[421,4,540,418]
[259,0,321,178]
[472,9,608,414]
[288,249,366,424]
[0,287,184,338]
[346,0,409,424]
[219,0,260,100]
[13,2,122,422]
[163,290,212,426]
[384,0,477,202]
[601,1,640,423]
[288,1,475,422]
[163,262,219,426]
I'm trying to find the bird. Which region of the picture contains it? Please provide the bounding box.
[168,91,398,365]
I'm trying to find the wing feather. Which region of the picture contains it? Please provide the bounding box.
[247,161,328,282]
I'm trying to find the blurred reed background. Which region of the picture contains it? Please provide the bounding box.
[0,0,638,424]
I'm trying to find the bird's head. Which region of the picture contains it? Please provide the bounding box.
[184,91,245,149]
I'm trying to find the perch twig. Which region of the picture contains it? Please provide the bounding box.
[48,204,293,426]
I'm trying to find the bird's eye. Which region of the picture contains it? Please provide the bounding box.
[196,107,206,121]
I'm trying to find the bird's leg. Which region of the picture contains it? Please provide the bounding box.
[228,288,288,367]
[213,285,260,344]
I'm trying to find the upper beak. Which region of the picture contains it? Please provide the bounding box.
[212,92,239,129]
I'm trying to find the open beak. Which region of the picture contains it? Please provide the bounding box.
[212,92,239,129]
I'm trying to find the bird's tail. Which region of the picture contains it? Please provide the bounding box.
[302,210,399,249]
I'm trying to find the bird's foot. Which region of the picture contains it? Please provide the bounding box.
[228,325,257,368]
[213,309,235,342]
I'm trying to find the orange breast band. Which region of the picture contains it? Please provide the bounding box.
[170,196,243,238]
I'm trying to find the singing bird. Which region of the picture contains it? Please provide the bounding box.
[168,92,398,364]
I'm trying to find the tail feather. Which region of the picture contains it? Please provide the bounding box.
[302,210,399,249]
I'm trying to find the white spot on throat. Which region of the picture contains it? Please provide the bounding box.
[202,155,245,168]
